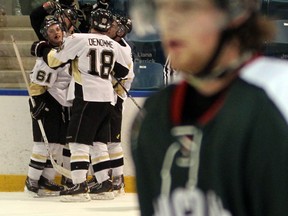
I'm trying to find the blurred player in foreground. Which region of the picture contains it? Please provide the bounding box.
[130,0,288,215]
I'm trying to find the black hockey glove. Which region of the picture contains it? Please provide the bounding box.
[43,1,56,14]
[93,0,109,10]
[31,41,51,57]
[29,92,50,120]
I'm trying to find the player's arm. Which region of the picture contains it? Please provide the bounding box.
[31,35,81,69]
[112,43,130,79]
[30,1,57,40]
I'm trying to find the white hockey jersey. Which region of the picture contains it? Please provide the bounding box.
[30,57,72,107]
[112,38,135,101]
[46,33,129,102]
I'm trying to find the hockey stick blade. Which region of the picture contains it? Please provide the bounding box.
[11,35,72,179]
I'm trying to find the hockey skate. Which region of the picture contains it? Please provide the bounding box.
[60,181,91,202]
[24,177,39,195]
[25,176,63,197]
[89,179,114,200]
[112,175,125,196]
[61,175,74,189]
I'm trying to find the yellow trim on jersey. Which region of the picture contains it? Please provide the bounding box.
[91,155,110,164]
[29,83,47,96]
[47,49,64,68]
[72,58,82,84]
[109,152,124,160]
[71,155,90,161]
[31,153,48,161]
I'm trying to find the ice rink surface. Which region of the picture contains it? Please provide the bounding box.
[0,192,140,216]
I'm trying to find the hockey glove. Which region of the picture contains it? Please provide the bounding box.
[43,1,56,14]
[93,0,109,10]
[31,41,51,57]
[29,92,50,120]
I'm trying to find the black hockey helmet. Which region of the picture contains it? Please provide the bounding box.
[90,8,113,32]
[40,16,63,39]
[119,16,132,34]
[54,8,78,25]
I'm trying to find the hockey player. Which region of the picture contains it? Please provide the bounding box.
[30,0,77,41]
[87,14,134,198]
[108,15,134,194]
[31,4,79,188]
[131,0,288,216]
[31,8,129,202]
[25,17,71,196]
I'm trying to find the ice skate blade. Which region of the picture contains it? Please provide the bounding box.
[37,189,60,197]
[60,193,91,202]
[24,186,38,198]
[24,186,61,198]
[89,192,115,200]
[113,188,125,197]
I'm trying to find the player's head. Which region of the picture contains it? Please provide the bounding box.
[54,8,78,33]
[107,15,132,40]
[119,16,133,34]
[131,0,275,79]
[90,8,113,32]
[40,16,64,46]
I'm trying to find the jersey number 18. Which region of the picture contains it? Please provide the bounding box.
[87,48,114,79]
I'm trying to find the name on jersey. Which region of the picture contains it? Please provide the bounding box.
[88,38,113,48]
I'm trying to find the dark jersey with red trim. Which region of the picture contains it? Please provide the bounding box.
[131,56,288,216]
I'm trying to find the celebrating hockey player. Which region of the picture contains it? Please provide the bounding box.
[87,14,134,198]
[130,0,288,215]
[31,8,129,202]
[25,17,72,196]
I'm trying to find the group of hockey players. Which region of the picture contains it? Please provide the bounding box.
[24,0,134,202]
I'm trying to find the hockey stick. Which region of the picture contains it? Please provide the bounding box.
[112,75,142,110]
[11,35,72,179]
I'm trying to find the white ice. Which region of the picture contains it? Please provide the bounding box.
[0,192,140,216]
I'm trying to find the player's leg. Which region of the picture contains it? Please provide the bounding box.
[108,97,125,194]
[60,99,111,201]
[41,143,64,191]
[58,106,73,188]
[60,144,73,188]
[25,141,48,193]
[89,142,114,200]
[39,101,69,192]
[59,98,92,201]
[88,103,114,200]
[25,106,64,195]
